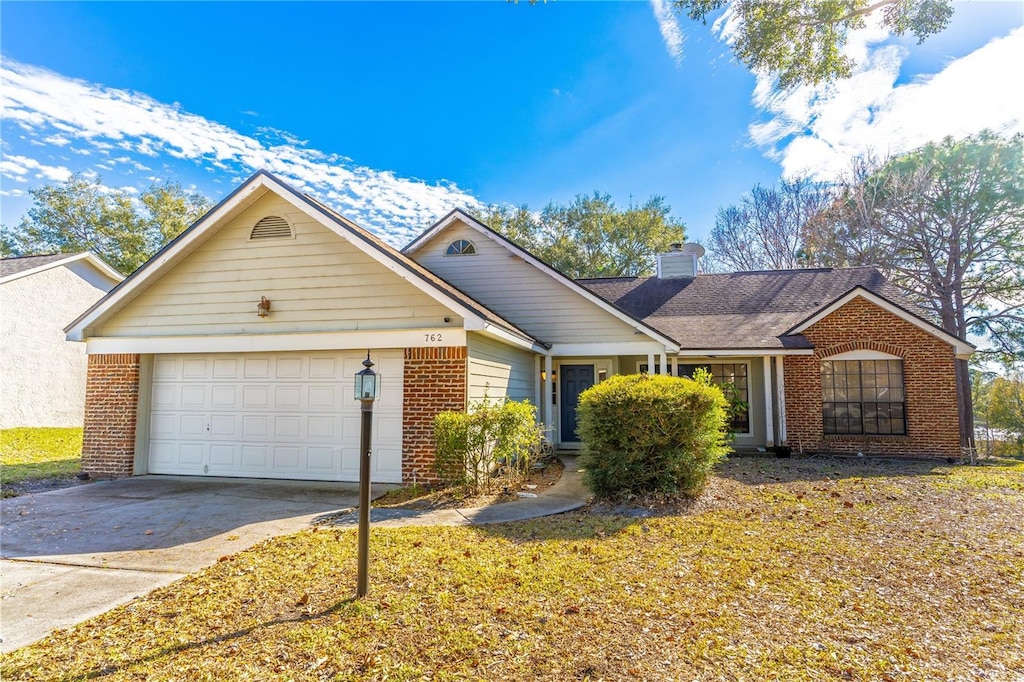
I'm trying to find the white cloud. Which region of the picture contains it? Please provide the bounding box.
[750,26,1024,180]
[0,59,483,244]
[0,154,72,182]
[651,0,685,65]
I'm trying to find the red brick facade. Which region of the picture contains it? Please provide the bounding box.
[402,346,468,483]
[82,353,141,477]
[784,297,960,458]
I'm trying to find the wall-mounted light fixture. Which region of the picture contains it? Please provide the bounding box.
[257,296,271,318]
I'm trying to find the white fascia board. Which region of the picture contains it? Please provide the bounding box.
[263,178,485,326]
[65,177,269,340]
[1,252,123,286]
[66,173,488,341]
[479,323,547,353]
[548,341,669,356]
[675,348,815,357]
[85,328,469,355]
[786,287,975,357]
[404,209,680,351]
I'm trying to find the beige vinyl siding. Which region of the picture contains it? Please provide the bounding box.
[412,221,641,344]
[467,333,536,405]
[100,192,460,337]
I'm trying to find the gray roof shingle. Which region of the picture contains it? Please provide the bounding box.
[0,253,77,278]
[580,267,922,350]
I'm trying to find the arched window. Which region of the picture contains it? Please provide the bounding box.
[445,239,476,255]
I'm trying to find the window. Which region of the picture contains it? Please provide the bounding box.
[821,359,906,435]
[249,215,293,240]
[679,363,749,433]
[640,362,750,433]
[445,239,476,255]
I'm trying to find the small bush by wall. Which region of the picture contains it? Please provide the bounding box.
[433,397,540,493]
[577,373,730,498]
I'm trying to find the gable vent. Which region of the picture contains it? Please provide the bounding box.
[250,216,293,240]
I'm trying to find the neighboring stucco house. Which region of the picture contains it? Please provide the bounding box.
[1,252,123,428]
[66,171,972,482]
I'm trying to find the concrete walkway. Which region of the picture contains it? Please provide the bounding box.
[0,457,587,653]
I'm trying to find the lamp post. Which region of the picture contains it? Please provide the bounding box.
[353,351,379,598]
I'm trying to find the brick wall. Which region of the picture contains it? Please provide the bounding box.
[402,346,467,483]
[81,353,141,477]
[784,297,961,458]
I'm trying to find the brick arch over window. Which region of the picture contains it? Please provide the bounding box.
[816,340,907,359]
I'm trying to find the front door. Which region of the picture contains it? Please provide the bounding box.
[559,364,595,443]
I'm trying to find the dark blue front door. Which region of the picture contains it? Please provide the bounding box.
[559,365,595,442]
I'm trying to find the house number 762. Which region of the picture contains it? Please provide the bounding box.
[425,333,442,343]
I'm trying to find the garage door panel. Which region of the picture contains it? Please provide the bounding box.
[209,444,238,467]
[274,385,302,409]
[273,446,301,470]
[308,386,337,409]
[242,415,269,438]
[243,385,271,408]
[211,385,239,408]
[149,351,404,482]
[182,358,209,379]
[310,356,340,379]
[308,416,335,439]
[273,415,302,439]
[212,358,240,379]
[244,357,271,378]
[276,357,303,378]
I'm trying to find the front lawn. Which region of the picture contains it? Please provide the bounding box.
[0,428,83,495]
[2,456,1022,680]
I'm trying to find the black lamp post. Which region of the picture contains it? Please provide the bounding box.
[353,351,379,598]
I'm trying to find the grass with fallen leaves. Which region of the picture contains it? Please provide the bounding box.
[0,428,82,492]
[2,455,1021,680]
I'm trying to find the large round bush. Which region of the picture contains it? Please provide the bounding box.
[576,373,730,498]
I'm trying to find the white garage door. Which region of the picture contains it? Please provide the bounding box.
[148,351,404,482]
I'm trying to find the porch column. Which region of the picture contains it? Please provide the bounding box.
[534,355,542,420]
[659,352,668,376]
[763,357,775,448]
[646,352,655,374]
[774,355,787,445]
[543,354,554,442]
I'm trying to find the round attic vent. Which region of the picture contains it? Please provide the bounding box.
[250,216,293,240]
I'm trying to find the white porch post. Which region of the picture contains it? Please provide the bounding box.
[774,355,787,445]
[543,354,554,442]
[646,352,655,374]
[534,355,542,419]
[763,357,775,448]
[659,352,668,376]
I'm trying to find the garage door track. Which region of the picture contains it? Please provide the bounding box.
[0,476,369,653]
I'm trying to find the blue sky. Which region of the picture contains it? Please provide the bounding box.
[2,1,1022,247]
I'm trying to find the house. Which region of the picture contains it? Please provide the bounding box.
[65,171,972,482]
[1,252,123,428]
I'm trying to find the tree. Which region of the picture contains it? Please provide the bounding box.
[704,177,832,272]
[478,192,686,279]
[808,132,1024,446]
[673,0,954,89]
[2,175,212,275]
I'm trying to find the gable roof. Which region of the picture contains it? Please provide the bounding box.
[581,267,972,356]
[403,209,681,351]
[65,171,540,349]
[0,252,123,285]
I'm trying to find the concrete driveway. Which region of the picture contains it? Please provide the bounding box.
[1,476,378,653]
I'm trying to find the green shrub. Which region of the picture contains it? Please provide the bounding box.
[577,373,730,498]
[433,397,541,493]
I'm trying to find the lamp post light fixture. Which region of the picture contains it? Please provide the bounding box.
[353,351,378,598]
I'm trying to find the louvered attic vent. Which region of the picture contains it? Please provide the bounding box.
[250,216,293,240]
